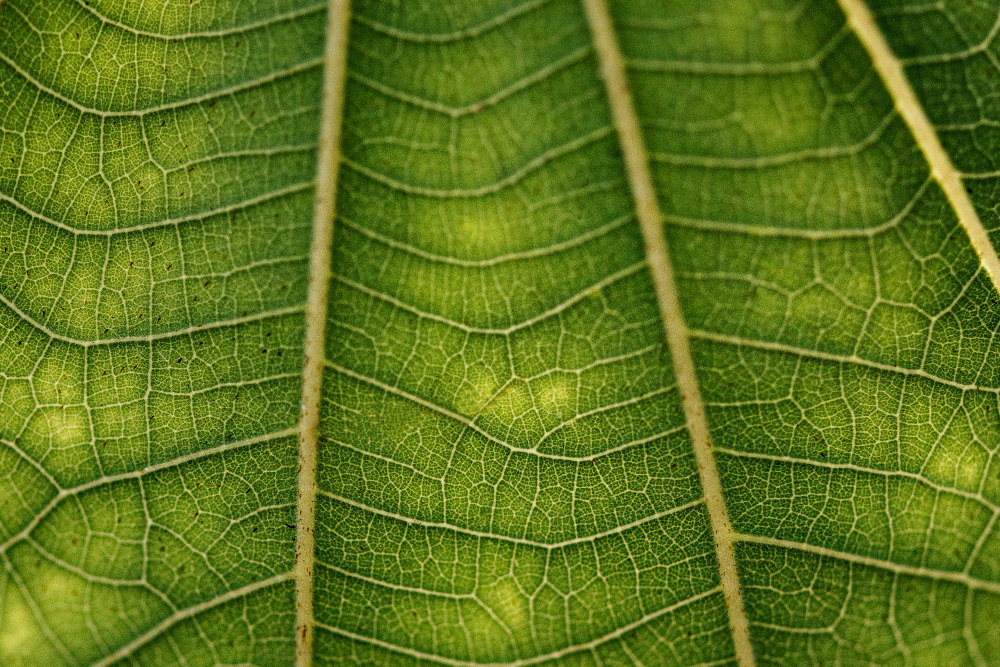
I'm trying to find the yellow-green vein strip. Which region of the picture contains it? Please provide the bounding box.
[579,0,756,664]
[838,0,1000,295]
[296,1,352,665]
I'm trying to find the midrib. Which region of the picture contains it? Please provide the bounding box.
[579,1,756,665]
[295,1,352,666]
[837,0,1000,296]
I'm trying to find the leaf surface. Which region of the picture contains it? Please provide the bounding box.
[2,0,1000,665]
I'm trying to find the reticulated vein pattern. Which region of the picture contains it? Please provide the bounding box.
[3,0,1000,665]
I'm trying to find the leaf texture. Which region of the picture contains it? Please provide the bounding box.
[2,0,1000,665]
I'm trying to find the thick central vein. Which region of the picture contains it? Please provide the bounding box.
[295,1,352,665]
[838,0,1000,296]
[579,0,756,664]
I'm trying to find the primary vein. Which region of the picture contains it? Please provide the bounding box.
[295,1,352,665]
[579,0,756,664]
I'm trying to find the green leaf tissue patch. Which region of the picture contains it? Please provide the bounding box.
[2,0,1000,665]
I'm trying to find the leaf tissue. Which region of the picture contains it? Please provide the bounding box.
[2,0,1000,665]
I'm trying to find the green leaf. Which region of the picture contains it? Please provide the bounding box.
[2,0,1000,665]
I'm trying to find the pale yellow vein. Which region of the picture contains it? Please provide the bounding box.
[295,1,352,665]
[580,0,756,664]
[839,0,1000,296]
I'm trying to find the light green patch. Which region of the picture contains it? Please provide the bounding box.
[0,581,64,666]
[5,543,171,665]
[922,436,988,493]
[19,406,95,487]
[478,576,531,638]
[31,345,84,406]
[454,364,503,417]
[0,380,34,438]
[481,373,578,432]
[530,373,578,422]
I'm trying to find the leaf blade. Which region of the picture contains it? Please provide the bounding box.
[3,0,1000,665]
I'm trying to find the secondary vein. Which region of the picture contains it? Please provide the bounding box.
[579,0,756,664]
[295,1,352,665]
[838,0,1000,297]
